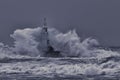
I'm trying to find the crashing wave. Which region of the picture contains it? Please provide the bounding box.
[0,26,120,78]
[0,25,119,58]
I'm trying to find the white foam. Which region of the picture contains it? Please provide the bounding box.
[0,59,119,76]
[0,27,119,58]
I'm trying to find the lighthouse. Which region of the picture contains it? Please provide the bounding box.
[39,18,50,53]
[39,18,62,57]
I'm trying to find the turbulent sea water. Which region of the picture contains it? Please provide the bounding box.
[0,56,120,80]
[0,27,120,80]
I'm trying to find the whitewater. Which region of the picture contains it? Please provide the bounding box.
[0,26,120,80]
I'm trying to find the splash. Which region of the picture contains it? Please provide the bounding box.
[0,27,120,79]
[0,26,119,58]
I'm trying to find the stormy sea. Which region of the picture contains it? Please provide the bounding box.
[0,26,120,80]
[1,56,120,80]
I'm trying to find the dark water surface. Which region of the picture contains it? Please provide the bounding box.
[0,57,120,80]
[0,74,119,80]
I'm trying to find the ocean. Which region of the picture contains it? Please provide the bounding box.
[0,56,120,80]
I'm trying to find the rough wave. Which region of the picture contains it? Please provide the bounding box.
[0,27,119,58]
[0,27,120,79]
[0,57,120,78]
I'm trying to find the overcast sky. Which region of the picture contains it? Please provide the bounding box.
[0,0,120,46]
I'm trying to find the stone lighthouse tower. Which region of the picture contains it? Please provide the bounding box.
[39,18,50,53]
[39,18,61,57]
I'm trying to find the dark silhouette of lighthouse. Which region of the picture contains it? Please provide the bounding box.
[39,18,62,57]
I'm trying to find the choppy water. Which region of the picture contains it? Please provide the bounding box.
[0,57,120,80]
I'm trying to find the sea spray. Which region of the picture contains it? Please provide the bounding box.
[0,27,119,58]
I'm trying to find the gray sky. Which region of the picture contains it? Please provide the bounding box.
[0,0,120,46]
